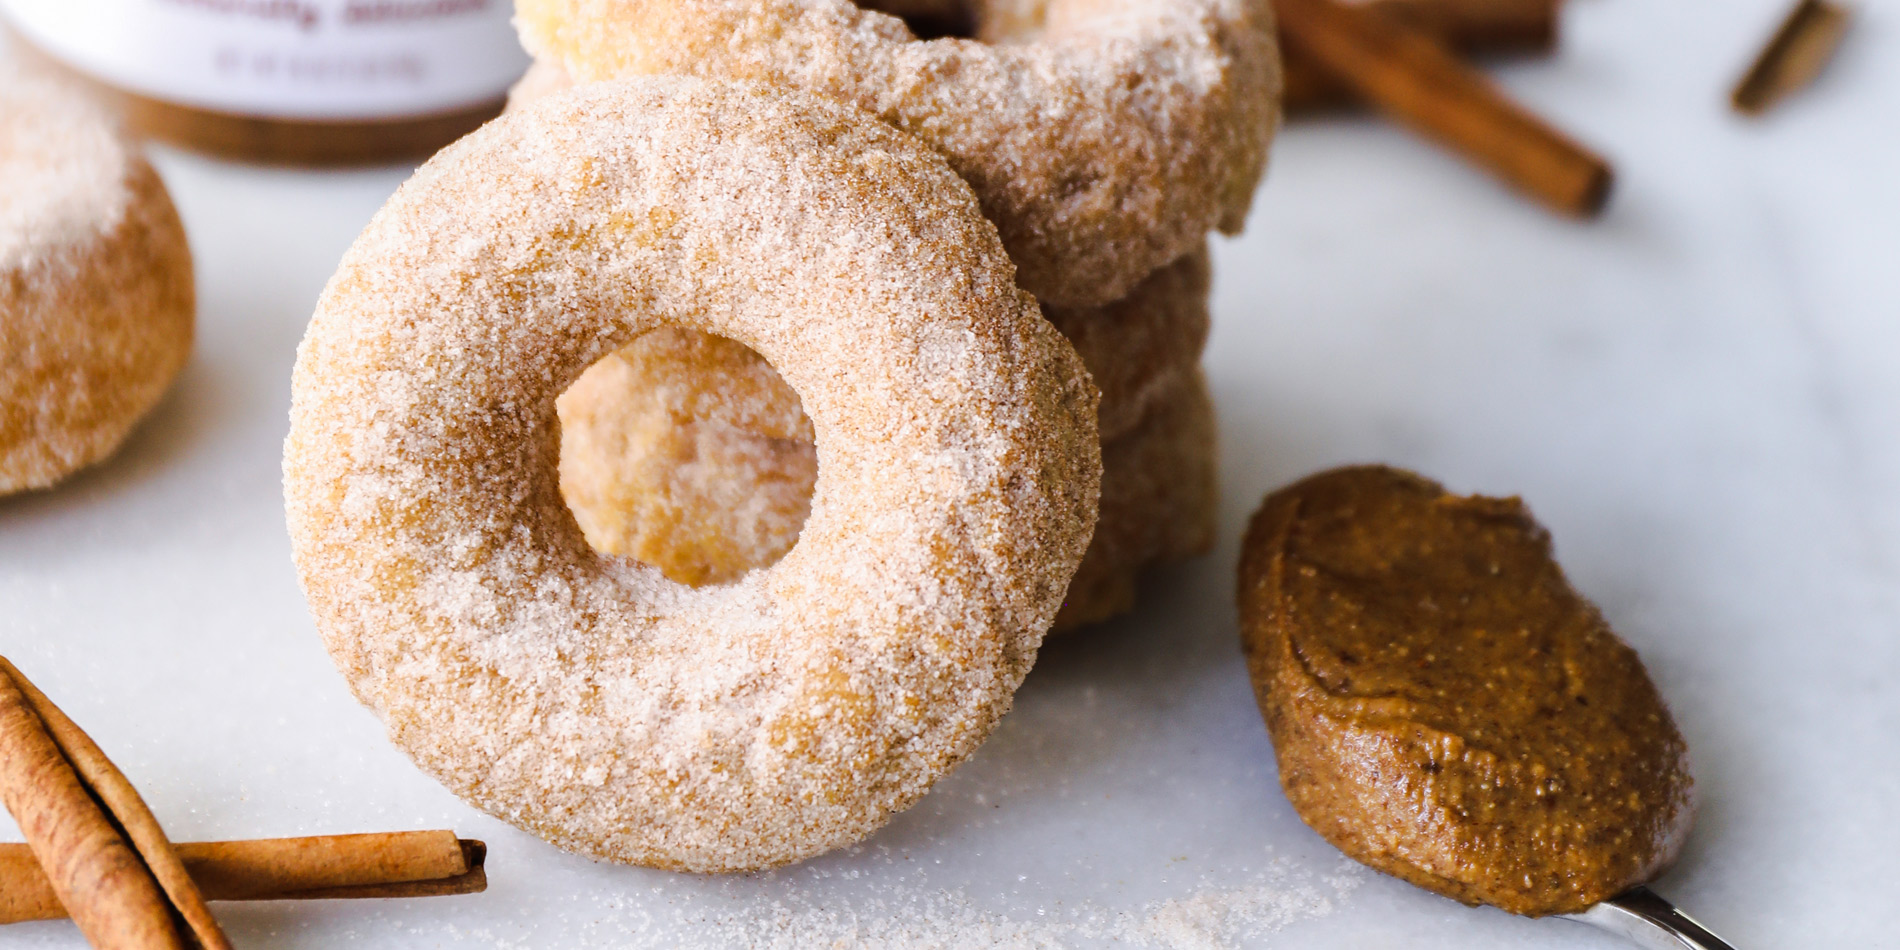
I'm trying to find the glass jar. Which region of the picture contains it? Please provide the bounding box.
[1,0,529,164]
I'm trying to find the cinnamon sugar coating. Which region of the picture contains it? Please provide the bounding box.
[283,79,1101,872]
[554,246,1206,600]
[1052,369,1216,631]
[1,69,194,494]
[560,357,1212,633]
[517,0,1282,307]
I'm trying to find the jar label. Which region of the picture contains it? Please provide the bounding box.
[2,0,529,119]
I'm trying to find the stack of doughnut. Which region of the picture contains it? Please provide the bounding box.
[287,0,1278,873]
[512,0,1283,630]
[2,67,194,495]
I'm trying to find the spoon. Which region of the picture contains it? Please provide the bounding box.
[1237,468,1741,950]
[1564,887,1740,950]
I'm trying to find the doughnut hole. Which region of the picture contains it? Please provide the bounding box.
[855,0,980,39]
[555,327,817,587]
[854,0,1076,48]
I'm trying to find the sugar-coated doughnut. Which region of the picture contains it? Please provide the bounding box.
[516,0,1281,307]
[558,328,817,586]
[284,78,1101,872]
[1052,369,1216,630]
[1,68,194,495]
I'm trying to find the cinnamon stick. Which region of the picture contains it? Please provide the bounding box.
[1377,0,1559,51]
[1273,0,1612,216]
[0,658,232,950]
[1730,0,1850,116]
[278,840,488,901]
[1284,0,1561,114]
[0,665,192,949]
[0,833,487,924]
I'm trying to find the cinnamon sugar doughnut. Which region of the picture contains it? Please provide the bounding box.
[283,78,1101,871]
[1,68,194,495]
[517,0,1281,307]
[1053,369,1216,631]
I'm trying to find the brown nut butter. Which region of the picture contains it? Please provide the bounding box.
[1238,465,1695,916]
[1,2,527,165]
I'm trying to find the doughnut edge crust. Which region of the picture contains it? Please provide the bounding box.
[283,78,1101,872]
[516,0,1282,307]
[1053,368,1217,631]
[1,71,195,494]
[1043,242,1211,441]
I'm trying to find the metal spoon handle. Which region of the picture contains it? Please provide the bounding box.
[1562,887,1739,950]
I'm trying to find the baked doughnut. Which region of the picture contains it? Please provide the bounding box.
[557,328,817,586]
[1,68,194,495]
[516,0,1281,307]
[284,78,1101,872]
[1052,369,1216,631]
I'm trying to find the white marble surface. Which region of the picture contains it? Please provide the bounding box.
[3,0,1897,946]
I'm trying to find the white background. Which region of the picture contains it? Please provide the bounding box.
[3,0,1897,945]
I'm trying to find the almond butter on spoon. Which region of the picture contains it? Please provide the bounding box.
[1238,465,1739,948]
